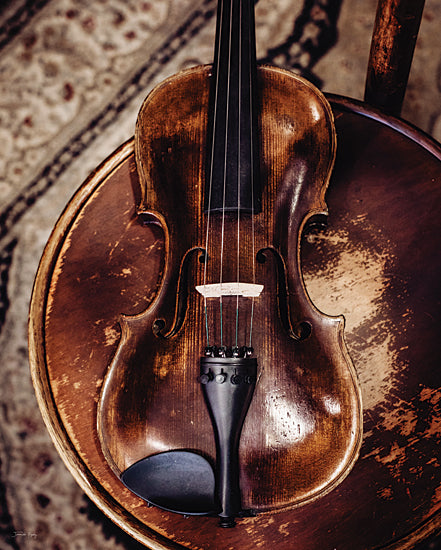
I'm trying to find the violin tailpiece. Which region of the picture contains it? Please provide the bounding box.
[120,356,258,528]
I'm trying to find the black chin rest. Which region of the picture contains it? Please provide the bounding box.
[121,450,217,516]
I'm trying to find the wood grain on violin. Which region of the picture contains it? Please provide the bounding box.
[95,0,362,524]
[98,63,362,516]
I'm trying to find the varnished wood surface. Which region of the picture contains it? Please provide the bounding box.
[29,96,441,549]
[97,65,362,513]
[364,0,425,116]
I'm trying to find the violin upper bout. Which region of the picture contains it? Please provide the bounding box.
[134,65,212,220]
[260,68,334,211]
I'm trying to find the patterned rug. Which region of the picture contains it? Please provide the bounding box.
[1,0,441,548]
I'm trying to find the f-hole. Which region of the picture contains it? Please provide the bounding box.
[257,247,312,341]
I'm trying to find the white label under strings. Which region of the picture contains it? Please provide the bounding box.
[196,282,263,298]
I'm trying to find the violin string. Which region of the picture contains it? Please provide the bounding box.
[235,0,242,351]
[219,0,234,349]
[203,0,225,349]
[249,0,256,351]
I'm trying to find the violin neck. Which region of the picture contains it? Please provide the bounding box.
[205,0,261,214]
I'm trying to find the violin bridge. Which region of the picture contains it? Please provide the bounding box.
[195,282,263,298]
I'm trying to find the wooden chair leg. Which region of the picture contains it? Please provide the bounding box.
[364,0,425,116]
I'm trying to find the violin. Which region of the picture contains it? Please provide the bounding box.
[97,0,362,527]
[29,0,441,548]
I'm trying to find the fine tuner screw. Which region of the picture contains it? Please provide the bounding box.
[198,368,256,386]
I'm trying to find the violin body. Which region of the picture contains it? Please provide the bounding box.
[98,64,362,512]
